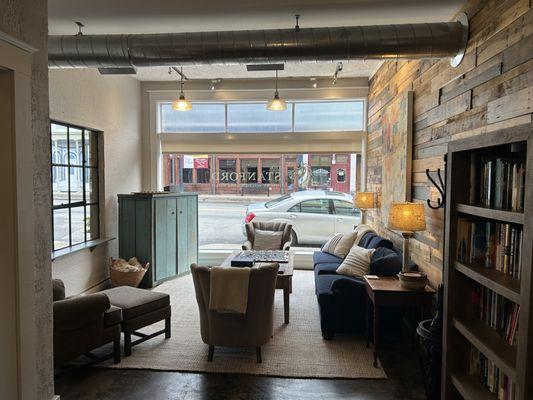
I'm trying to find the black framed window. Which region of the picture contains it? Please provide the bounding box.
[51,121,100,251]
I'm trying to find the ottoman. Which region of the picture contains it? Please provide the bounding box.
[101,286,171,356]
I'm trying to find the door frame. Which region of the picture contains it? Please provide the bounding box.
[0,32,55,400]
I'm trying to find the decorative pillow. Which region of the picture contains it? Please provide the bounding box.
[253,229,283,250]
[336,245,376,278]
[322,231,358,258]
[370,247,402,276]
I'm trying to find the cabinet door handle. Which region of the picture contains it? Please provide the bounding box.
[171,211,175,215]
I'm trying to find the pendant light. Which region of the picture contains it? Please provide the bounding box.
[172,67,192,111]
[267,70,287,111]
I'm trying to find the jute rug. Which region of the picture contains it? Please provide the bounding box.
[105,270,386,379]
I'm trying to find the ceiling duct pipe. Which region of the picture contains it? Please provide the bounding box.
[48,14,468,71]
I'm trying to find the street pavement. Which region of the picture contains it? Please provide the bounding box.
[198,200,249,246]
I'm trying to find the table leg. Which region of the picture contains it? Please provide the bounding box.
[283,286,290,324]
[365,295,370,348]
[373,305,379,368]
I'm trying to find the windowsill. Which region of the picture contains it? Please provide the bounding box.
[51,237,115,261]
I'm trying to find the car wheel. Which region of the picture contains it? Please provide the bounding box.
[290,231,298,246]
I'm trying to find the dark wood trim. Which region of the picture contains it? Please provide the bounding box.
[456,203,524,225]
[453,318,517,380]
[450,374,494,400]
[454,262,520,304]
[447,123,532,153]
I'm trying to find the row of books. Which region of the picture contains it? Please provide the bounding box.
[472,156,526,211]
[471,285,520,346]
[457,218,523,278]
[469,347,515,400]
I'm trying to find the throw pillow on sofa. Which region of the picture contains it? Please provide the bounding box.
[322,231,358,258]
[254,229,283,250]
[336,245,376,278]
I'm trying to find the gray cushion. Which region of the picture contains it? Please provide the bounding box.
[101,286,170,320]
[253,229,283,250]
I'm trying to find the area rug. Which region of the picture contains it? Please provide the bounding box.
[105,270,386,379]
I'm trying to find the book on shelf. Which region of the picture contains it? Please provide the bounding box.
[469,347,516,400]
[471,285,520,346]
[456,218,523,279]
[474,157,525,211]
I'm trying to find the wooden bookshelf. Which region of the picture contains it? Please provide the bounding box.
[451,374,496,400]
[453,318,517,380]
[442,124,533,400]
[454,262,520,304]
[456,203,524,225]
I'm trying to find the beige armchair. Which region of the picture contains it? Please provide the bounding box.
[242,221,293,251]
[190,263,279,363]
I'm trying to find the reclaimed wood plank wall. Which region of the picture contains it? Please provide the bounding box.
[366,0,533,287]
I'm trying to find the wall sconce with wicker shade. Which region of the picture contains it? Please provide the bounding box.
[387,202,426,272]
[354,191,375,224]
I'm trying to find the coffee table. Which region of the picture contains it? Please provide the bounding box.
[221,250,294,324]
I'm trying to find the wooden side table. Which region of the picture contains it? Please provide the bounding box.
[363,276,435,367]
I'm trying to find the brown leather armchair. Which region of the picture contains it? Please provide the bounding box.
[190,263,279,363]
[53,279,122,366]
[242,221,293,250]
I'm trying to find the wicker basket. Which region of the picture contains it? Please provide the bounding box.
[109,257,149,288]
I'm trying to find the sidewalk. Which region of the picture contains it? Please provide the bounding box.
[198,194,282,204]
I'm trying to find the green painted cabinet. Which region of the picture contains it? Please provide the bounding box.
[118,192,198,288]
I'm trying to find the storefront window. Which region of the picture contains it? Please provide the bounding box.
[241,159,258,183]
[311,167,331,187]
[261,159,280,184]
[183,168,193,183]
[337,168,346,183]
[197,160,210,184]
[219,159,237,183]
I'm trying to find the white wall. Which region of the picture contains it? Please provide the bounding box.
[49,69,142,295]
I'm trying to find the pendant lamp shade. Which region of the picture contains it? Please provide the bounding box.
[267,70,286,111]
[172,94,193,111]
[173,67,192,111]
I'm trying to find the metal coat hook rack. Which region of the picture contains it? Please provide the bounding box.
[426,154,447,209]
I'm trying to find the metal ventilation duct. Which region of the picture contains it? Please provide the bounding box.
[48,14,468,70]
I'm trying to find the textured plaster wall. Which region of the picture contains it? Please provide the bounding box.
[0,0,54,398]
[49,69,143,295]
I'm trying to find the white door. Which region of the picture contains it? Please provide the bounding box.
[332,199,360,233]
[288,199,334,244]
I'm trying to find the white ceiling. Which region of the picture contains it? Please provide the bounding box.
[48,0,464,81]
[135,61,384,81]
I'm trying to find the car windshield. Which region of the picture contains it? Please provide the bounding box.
[265,195,292,208]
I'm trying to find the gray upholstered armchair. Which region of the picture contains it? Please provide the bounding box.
[190,263,279,363]
[242,221,293,251]
[53,279,122,366]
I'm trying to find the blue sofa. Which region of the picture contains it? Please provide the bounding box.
[314,231,414,339]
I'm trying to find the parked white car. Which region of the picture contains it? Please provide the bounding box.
[242,190,361,245]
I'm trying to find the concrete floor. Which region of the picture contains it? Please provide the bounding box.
[54,335,428,400]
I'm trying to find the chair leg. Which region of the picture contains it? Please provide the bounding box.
[124,332,132,357]
[113,339,121,364]
[208,345,215,362]
[165,317,171,339]
[256,346,262,363]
